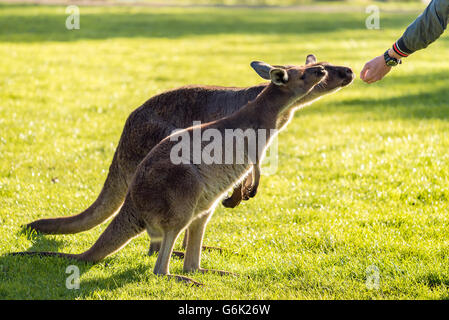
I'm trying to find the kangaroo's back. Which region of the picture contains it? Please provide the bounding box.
[129,84,266,127]
[115,84,266,179]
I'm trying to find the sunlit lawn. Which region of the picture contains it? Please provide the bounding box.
[1,3,449,299]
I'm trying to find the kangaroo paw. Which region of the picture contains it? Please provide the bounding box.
[242,185,257,201]
[222,196,241,208]
[23,221,48,235]
[248,186,258,198]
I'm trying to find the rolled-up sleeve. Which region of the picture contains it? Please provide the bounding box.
[392,0,449,57]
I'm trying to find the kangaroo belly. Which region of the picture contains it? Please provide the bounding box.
[194,163,250,213]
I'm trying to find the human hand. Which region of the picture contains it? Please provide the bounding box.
[360,55,391,84]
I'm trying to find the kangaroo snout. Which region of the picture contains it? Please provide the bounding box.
[340,67,355,85]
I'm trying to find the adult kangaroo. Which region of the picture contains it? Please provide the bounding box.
[15,64,328,285]
[25,55,354,252]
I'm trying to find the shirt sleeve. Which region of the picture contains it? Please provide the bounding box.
[392,0,449,57]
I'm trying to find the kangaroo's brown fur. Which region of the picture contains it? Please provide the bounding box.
[25,55,354,257]
[15,63,333,285]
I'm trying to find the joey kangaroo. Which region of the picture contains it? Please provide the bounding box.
[15,64,328,285]
[25,55,354,255]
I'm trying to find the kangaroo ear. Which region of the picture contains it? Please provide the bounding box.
[305,54,317,65]
[269,68,289,86]
[250,61,273,80]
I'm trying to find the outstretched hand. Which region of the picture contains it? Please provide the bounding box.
[360,55,392,84]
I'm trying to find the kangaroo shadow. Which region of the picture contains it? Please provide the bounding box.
[0,246,155,299]
[18,229,66,253]
[75,263,153,298]
[1,229,186,298]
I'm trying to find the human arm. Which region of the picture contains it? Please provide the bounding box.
[360,0,449,83]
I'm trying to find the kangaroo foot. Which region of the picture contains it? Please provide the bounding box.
[149,250,185,258]
[170,246,225,260]
[22,221,48,235]
[202,245,224,253]
[164,274,203,287]
[196,268,238,277]
[172,250,185,259]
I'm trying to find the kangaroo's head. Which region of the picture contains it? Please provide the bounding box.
[251,61,327,99]
[251,55,354,107]
[303,54,354,98]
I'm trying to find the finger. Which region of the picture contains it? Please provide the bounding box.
[363,69,375,82]
[367,76,381,84]
[366,76,377,84]
[365,75,376,84]
[359,64,369,80]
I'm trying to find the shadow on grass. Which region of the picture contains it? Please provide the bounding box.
[76,263,151,295]
[0,5,415,43]
[25,234,66,253]
[0,236,230,298]
[0,248,151,298]
[16,226,66,252]
[1,229,185,298]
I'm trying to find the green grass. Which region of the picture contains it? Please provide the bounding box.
[1,3,449,299]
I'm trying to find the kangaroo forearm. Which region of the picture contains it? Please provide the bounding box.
[251,165,261,190]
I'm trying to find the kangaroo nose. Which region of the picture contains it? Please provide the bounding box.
[339,67,354,79]
[340,67,355,85]
[344,67,353,75]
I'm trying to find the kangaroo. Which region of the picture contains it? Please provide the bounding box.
[25,55,354,255]
[14,64,328,285]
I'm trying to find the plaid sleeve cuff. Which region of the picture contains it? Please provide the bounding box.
[392,38,413,57]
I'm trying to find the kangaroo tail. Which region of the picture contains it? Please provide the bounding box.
[13,199,146,263]
[25,152,128,235]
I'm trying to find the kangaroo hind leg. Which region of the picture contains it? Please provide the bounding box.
[153,227,203,286]
[183,213,235,276]
[147,230,185,259]
[148,226,224,258]
[77,198,146,263]
[13,197,146,264]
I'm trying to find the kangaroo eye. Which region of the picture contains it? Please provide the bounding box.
[300,75,306,80]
